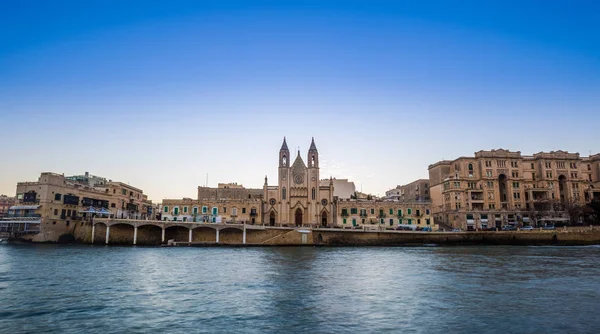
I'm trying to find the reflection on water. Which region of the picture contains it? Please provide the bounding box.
[1,244,599,333]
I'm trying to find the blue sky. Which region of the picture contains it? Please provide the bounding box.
[1,0,599,201]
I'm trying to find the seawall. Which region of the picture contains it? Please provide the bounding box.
[14,223,600,246]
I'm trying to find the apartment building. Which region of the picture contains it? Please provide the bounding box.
[429,149,600,230]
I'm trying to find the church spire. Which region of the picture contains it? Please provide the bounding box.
[307,137,319,168]
[280,137,289,152]
[279,137,290,168]
[309,137,317,152]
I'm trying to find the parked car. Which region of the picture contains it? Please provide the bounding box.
[542,224,555,230]
[521,225,534,231]
[502,225,516,231]
[451,228,462,232]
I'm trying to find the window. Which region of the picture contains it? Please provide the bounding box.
[343,218,347,224]
[546,171,553,178]
[426,218,430,225]
[164,206,169,213]
[468,164,473,171]
[282,187,286,200]
[242,208,246,214]
[202,206,208,214]
[588,164,592,171]
[545,162,551,168]
[512,171,519,178]
[183,217,187,222]
[407,219,412,225]
[389,218,394,226]
[380,219,384,224]
[193,207,198,215]
[489,204,495,209]
[389,208,393,215]
[513,192,521,199]
[223,207,227,213]
[454,181,460,188]
[486,170,493,177]
[352,218,356,225]
[426,209,430,215]
[351,208,357,214]
[341,208,348,216]
[164,217,167,221]
[557,162,565,169]
[173,217,177,221]
[485,161,491,167]
[183,207,188,213]
[212,207,218,215]
[54,209,58,215]
[371,209,374,214]
[54,193,61,201]
[531,163,534,169]
[397,209,402,216]
[311,188,316,200]
[174,207,179,215]
[487,181,493,188]
[512,182,520,188]
[497,160,506,167]
[232,208,237,216]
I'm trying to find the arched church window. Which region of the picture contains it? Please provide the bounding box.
[468,164,473,171]
[311,155,315,167]
[312,187,316,200]
[283,155,287,166]
[282,187,286,200]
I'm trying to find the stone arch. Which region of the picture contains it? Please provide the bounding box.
[295,207,303,227]
[219,227,244,244]
[558,174,567,204]
[135,224,162,245]
[498,174,508,202]
[192,226,217,242]
[164,225,189,242]
[269,210,276,226]
[320,209,328,227]
[93,222,108,244]
[107,223,135,245]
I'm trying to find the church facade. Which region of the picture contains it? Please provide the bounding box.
[262,138,336,227]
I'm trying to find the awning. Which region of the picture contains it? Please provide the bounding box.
[80,207,97,213]
[9,205,40,210]
[466,219,475,225]
[522,217,530,223]
[97,208,112,215]
[481,219,489,223]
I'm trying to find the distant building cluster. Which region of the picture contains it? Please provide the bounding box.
[6,139,600,233]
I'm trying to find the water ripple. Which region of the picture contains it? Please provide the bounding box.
[0,245,599,333]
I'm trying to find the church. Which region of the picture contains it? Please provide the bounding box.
[262,137,335,227]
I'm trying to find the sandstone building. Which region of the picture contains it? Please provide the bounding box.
[160,137,435,229]
[0,195,15,218]
[11,172,152,240]
[429,149,600,230]
[386,179,430,202]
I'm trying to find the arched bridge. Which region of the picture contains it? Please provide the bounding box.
[92,218,250,245]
